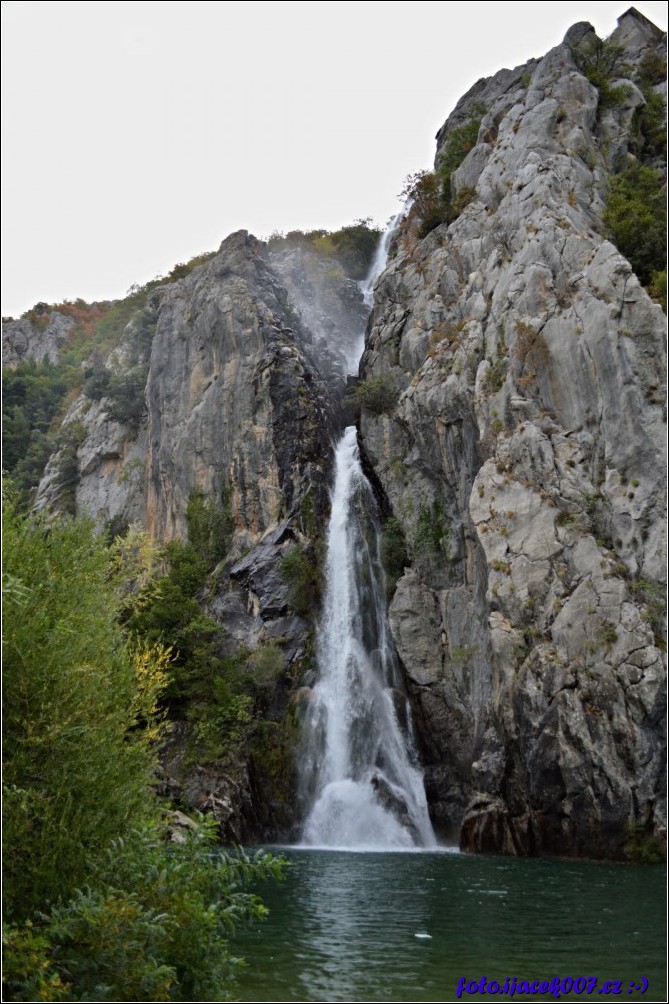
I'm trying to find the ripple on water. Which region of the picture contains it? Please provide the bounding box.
[232,849,666,1003]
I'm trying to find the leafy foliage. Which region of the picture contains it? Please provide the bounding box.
[267,219,382,279]
[120,489,247,726]
[186,486,233,565]
[2,488,284,999]
[415,499,451,558]
[2,488,167,920]
[603,164,667,286]
[348,374,397,415]
[1,359,76,504]
[280,544,322,616]
[400,170,444,237]
[51,420,87,515]
[401,109,484,238]
[631,51,668,165]
[380,515,408,595]
[3,820,283,1002]
[574,37,630,107]
[436,111,484,212]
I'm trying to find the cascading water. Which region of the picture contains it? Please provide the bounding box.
[299,216,435,850]
[344,211,404,373]
[359,210,404,309]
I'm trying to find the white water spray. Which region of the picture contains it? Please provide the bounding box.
[344,210,405,373]
[300,429,435,849]
[300,216,434,850]
[359,210,405,309]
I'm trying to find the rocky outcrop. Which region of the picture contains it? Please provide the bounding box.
[2,307,75,368]
[36,231,344,548]
[359,9,666,857]
[31,228,361,839]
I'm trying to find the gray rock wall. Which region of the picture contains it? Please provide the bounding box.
[3,309,75,368]
[359,11,666,857]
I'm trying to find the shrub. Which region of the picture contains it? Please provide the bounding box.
[400,170,445,237]
[401,109,484,239]
[603,164,667,286]
[2,491,284,998]
[267,219,382,279]
[280,544,321,615]
[623,822,666,863]
[1,359,76,504]
[632,51,667,164]
[52,420,87,515]
[349,374,397,415]
[573,37,630,106]
[2,490,167,920]
[186,486,233,566]
[3,820,283,1002]
[415,499,451,557]
[436,109,484,211]
[380,515,408,594]
[647,269,667,311]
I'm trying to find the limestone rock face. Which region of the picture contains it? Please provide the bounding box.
[36,231,341,550]
[2,309,75,368]
[32,230,355,839]
[359,10,666,857]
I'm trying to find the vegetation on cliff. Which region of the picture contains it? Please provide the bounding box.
[399,108,484,238]
[267,218,382,280]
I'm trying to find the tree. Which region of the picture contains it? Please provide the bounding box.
[2,486,283,1000]
[603,164,667,286]
[2,487,166,918]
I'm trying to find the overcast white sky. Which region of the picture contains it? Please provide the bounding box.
[2,1,667,317]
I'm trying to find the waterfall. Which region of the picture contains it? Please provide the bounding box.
[300,429,435,849]
[344,210,405,374]
[359,210,404,309]
[299,215,434,850]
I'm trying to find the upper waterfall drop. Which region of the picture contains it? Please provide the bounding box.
[359,210,405,310]
[345,210,405,374]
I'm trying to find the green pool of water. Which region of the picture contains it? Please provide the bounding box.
[231,848,666,1003]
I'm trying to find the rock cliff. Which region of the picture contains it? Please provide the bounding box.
[3,8,665,858]
[359,8,666,857]
[22,231,366,839]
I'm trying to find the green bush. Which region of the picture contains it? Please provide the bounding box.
[603,164,667,286]
[2,490,283,998]
[436,110,484,214]
[267,219,382,279]
[1,359,76,505]
[647,269,667,311]
[400,170,445,237]
[186,486,233,566]
[573,37,630,106]
[280,544,321,615]
[401,109,484,238]
[623,822,666,863]
[3,820,283,1002]
[51,420,87,515]
[121,490,234,712]
[415,499,451,558]
[380,515,408,594]
[2,489,164,920]
[349,374,397,415]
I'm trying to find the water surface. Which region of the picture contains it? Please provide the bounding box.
[233,848,666,1003]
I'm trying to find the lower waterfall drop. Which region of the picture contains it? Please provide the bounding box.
[300,427,435,850]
